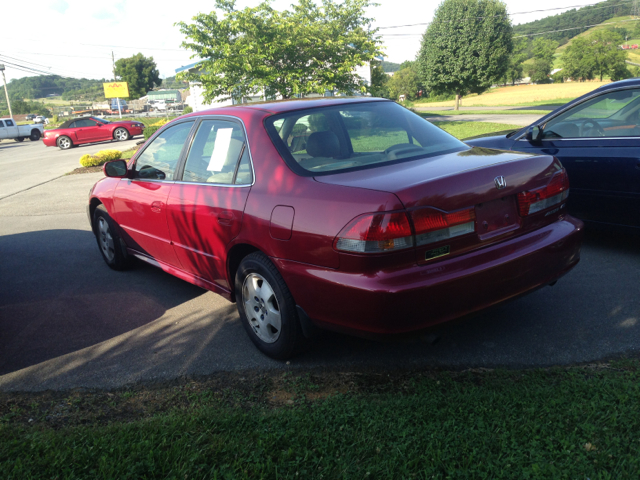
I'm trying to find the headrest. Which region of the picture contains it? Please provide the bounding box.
[306,131,339,158]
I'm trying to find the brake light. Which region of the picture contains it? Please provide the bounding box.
[517,170,570,216]
[335,212,413,253]
[411,207,476,246]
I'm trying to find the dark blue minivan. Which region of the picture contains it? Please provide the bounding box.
[465,79,640,229]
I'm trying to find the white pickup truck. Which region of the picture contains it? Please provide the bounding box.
[0,118,45,142]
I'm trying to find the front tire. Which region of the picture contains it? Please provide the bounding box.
[235,252,310,359]
[114,127,129,141]
[92,204,134,271]
[57,136,72,150]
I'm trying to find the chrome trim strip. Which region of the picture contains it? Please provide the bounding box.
[173,180,252,188]
[517,136,640,142]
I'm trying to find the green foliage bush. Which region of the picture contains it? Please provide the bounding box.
[79,149,122,168]
[143,126,161,140]
[183,106,193,114]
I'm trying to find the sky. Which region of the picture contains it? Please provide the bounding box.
[0,0,613,84]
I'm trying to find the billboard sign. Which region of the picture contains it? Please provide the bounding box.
[103,82,130,98]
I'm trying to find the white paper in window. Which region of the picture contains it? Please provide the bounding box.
[207,128,233,172]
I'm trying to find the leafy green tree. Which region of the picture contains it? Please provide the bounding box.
[114,53,161,99]
[504,38,528,85]
[561,30,628,81]
[176,0,382,102]
[561,36,596,81]
[387,66,421,101]
[589,29,627,81]
[526,38,558,84]
[417,0,513,110]
[369,60,389,98]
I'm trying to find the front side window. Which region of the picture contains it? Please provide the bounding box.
[0,120,4,128]
[543,88,640,139]
[182,119,252,185]
[134,121,194,181]
[265,101,465,175]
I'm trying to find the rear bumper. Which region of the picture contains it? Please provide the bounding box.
[273,216,583,335]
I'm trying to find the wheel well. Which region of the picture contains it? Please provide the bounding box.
[88,199,103,230]
[227,244,260,302]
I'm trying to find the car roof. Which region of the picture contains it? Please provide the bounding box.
[194,96,390,116]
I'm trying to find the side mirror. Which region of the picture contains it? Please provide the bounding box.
[525,125,542,142]
[103,159,128,178]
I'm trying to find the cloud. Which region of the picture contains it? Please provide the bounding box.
[49,0,69,14]
[92,9,116,21]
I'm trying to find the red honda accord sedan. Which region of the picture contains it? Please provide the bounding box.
[88,97,583,359]
[43,116,145,149]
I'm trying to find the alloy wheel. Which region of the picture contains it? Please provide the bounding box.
[97,217,115,263]
[242,273,282,343]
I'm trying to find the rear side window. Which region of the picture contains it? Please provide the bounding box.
[265,101,465,176]
[182,119,252,185]
[5,119,14,127]
[134,121,194,181]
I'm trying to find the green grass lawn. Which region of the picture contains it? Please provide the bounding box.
[2,362,640,478]
[418,110,550,116]
[431,121,521,139]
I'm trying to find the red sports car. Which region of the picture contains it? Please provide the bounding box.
[88,98,583,359]
[43,116,145,149]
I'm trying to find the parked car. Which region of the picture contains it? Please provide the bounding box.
[464,78,640,229]
[42,116,145,150]
[88,98,583,359]
[0,117,44,142]
[25,114,36,121]
[34,116,48,124]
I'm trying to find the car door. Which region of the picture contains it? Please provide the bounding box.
[112,119,196,267]
[166,118,253,290]
[513,87,640,227]
[2,119,18,139]
[74,118,103,142]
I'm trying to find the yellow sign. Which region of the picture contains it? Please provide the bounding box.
[103,82,129,98]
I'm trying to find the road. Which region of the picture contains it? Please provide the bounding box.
[0,139,639,392]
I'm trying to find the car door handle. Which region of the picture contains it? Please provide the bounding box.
[217,210,234,225]
[151,201,163,213]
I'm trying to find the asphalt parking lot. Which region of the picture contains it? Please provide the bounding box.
[0,137,639,392]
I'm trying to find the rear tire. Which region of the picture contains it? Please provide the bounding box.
[92,204,134,271]
[57,136,72,150]
[15,137,24,142]
[30,130,41,141]
[235,252,311,360]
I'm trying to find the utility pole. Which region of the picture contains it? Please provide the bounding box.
[112,51,122,119]
[0,64,13,119]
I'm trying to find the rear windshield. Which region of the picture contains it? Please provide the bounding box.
[265,101,466,176]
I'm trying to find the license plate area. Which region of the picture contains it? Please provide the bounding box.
[475,196,521,241]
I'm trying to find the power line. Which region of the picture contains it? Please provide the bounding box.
[513,17,640,37]
[377,1,634,30]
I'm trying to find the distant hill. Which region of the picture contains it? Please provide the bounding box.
[382,61,402,73]
[6,75,107,101]
[514,0,634,45]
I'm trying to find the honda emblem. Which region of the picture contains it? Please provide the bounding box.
[494,176,507,190]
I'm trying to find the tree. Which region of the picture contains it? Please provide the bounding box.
[176,0,383,102]
[504,38,528,85]
[526,38,558,84]
[417,0,513,110]
[114,53,161,99]
[561,30,629,81]
[387,66,421,101]
[589,29,627,81]
[369,60,389,98]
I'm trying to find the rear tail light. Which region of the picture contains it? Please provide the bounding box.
[411,207,476,246]
[517,170,570,216]
[335,211,413,253]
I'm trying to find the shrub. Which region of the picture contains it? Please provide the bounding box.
[183,106,193,114]
[144,126,161,140]
[79,149,122,167]
[151,118,169,127]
